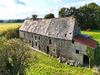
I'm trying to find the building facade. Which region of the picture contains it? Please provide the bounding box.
[19,16,98,65]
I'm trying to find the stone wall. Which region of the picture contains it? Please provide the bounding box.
[19,30,87,65]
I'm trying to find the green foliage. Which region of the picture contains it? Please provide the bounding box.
[0,27,20,39]
[77,3,100,30]
[86,47,94,59]
[94,47,100,66]
[44,13,55,19]
[59,7,66,17]
[5,28,19,39]
[59,7,78,17]
[58,2,100,30]
[82,30,100,67]
[0,38,38,75]
[0,37,7,57]
[86,47,94,67]
[26,52,93,75]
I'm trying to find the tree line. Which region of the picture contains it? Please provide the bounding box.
[0,19,24,23]
[44,2,100,30]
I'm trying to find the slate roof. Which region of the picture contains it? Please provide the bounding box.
[73,34,98,49]
[19,17,77,40]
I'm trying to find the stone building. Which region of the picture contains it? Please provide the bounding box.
[19,15,98,66]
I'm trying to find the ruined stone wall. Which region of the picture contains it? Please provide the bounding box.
[19,30,87,65]
[52,38,87,65]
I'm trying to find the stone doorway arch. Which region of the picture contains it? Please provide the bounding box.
[47,46,49,54]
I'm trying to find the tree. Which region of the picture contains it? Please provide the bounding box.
[44,13,55,19]
[59,7,66,17]
[59,7,78,17]
[58,2,100,30]
[78,3,100,29]
[0,20,4,23]
[0,38,38,75]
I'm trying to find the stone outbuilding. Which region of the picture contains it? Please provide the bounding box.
[19,15,98,66]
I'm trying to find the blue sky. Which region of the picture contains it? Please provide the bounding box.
[0,0,100,19]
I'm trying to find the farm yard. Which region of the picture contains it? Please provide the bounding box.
[0,23,100,75]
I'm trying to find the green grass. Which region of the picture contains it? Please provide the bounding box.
[81,30,100,44]
[26,52,93,75]
[0,23,22,34]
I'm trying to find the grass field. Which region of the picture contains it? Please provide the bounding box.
[0,23,22,34]
[81,30,100,44]
[26,52,93,75]
[0,23,100,75]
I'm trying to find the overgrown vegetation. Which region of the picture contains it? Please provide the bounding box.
[87,46,100,68]
[25,52,93,75]
[82,30,100,68]
[0,25,20,39]
[0,37,38,75]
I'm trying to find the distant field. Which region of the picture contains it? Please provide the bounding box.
[81,30,100,44]
[0,23,22,33]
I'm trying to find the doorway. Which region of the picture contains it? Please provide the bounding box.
[47,46,49,54]
[83,55,89,67]
[39,45,41,50]
[32,41,33,47]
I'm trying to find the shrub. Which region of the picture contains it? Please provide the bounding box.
[0,39,38,75]
[5,28,19,39]
[0,26,20,39]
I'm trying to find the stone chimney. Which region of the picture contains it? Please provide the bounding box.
[32,14,37,20]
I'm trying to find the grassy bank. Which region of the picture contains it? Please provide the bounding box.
[26,52,93,75]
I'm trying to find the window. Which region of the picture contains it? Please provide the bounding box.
[49,39,52,44]
[72,40,75,44]
[32,41,34,47]
[70,33,72,35]
[76,50,79,54]
[35,42,37,46]
[39,45,41,50]
[53,49,55,52]
[24,33,25,37]
[38,36,40,40]
[30,33,32,38]
[32,34,33,38]
[65,34,67,37]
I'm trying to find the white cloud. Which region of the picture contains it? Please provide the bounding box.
[0,0,59,19]
[0,0,100,19]
[53,0,62,2]
[31,6,59,18]
[64,0,100,8]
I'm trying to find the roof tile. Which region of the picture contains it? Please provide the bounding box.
[73,34,98,49]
